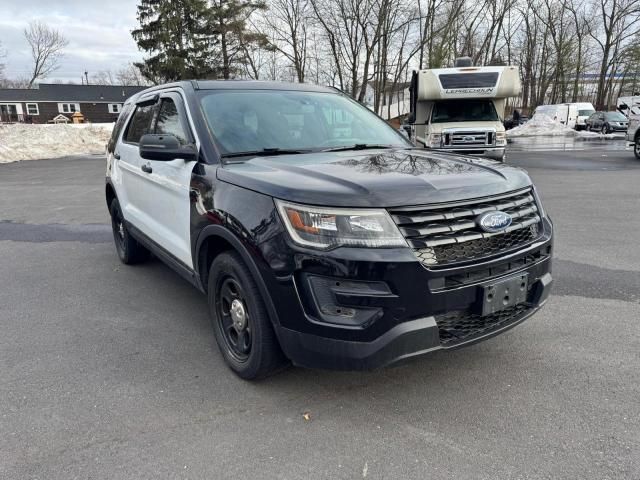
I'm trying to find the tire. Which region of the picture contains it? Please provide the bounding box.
[208,251,287,380]
[109,198,150,264]
[601,124,609,134]
[635,137,640,160]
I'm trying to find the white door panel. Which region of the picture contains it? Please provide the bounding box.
[139,158,196,267]
[117,142,148,228]
[134,93,198,269]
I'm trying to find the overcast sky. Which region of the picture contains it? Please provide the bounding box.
[0,0,142,83]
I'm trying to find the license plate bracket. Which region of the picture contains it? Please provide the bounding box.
[479,273,529,316]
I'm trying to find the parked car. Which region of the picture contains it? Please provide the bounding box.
[625,113,640,159]
[586,111,629,133]
[106,81,554,379]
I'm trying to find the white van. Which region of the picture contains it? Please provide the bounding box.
[533,102,594,130]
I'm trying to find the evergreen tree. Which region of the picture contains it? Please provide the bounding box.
[208,0,270,79]
[132,0,217,82]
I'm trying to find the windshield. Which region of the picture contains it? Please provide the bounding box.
[198,90,410,156]
[578,109,595,116]
[431,100,499,123]
[604,112,627,121]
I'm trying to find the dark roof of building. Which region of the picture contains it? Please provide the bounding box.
[0,83,146,102]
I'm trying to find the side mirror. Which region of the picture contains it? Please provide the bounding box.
[139,134,197,162]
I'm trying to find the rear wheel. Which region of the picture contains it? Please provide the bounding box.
[110,199,150,264]
[208,251,287,379]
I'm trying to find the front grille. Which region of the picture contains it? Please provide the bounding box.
[444,131,494,146]
[435,304,532,346]
[389,188,542,266]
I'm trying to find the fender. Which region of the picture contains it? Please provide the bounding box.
[105,177,116,209]
[195,225,282,327]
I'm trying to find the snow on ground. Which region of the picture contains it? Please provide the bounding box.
[0,123,114,163]
[507,113,625,140]
[507,114,576,137]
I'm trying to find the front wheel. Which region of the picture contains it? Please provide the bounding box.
[634,139,640,160]
[208,252,287,379]
[601,124,610,134]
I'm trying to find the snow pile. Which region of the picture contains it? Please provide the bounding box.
[507,113,625,140]
[0,123,114,163]
[507,113,575,137]
[575,129,625,140]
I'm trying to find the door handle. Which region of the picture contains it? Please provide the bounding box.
[141,163,152,174]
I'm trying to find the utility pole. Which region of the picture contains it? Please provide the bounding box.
[84,71,89,85]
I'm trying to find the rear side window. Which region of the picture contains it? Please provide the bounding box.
[155,98,188,144]
[124,104,155,143]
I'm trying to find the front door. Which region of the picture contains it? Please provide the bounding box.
[136,92,197,268]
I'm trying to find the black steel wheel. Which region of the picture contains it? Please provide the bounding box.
[208,251,287,379]
[217,277,252,362]
[109,198,149,264]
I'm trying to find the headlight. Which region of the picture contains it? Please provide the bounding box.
[429,133,442,147]
[275,200,407,249]
[496,131,506,146]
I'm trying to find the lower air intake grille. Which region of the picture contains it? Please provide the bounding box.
[416,224,538,265]
[435,304,532,346]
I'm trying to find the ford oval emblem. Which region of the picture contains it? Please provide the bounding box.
[477,211,512,233]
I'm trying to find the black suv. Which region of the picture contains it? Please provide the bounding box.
[106,81,553,379]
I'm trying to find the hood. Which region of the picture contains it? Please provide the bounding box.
[217,148,532,208]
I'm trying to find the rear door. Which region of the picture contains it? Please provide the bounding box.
[115,98,158,231]
[136,91,197,268]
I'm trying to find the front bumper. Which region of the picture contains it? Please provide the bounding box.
[276,273,551,370]
[262,218,553,370]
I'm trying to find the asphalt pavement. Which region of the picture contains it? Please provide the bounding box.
[1,146,639,479]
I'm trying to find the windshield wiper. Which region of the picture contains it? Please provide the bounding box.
[220,148,311,159]
[321,144,399,152]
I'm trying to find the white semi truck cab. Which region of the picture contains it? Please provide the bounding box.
[407,60,521,161]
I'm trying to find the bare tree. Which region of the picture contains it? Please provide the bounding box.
[263,0,309,82]
[91,70,117,85]
[24,21,69,87]
[242,0,640,115]
[589,0,640,108]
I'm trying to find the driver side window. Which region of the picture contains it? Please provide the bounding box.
[124,104,155,144]
[155,98,189,145]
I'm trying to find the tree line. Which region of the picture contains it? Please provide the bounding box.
[130,0,640,111]
[2,0,640,112]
